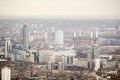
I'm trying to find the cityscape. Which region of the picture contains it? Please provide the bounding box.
[0,19,120,80]
[0,0,120,80]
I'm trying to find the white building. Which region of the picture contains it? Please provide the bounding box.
[51,27,55,32]
[47,61,52,70]
[90,32,93,38]
[79,30,82,37]
[55,30,64,45]
[73,31,77,38]
[44,31,48,41]
[73,58,79,65]
[58,62,64,70]
[94,58,100,71]
[29,35,33,42]
[1,67,11,80]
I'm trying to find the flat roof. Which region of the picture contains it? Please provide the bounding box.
[0,59,7,62]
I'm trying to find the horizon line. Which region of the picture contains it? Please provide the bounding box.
[0,16,120,19]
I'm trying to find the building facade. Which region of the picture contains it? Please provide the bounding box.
[23,25,29,50]
[55,30,64,45]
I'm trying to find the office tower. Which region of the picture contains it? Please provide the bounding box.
[44,31,48,41]
[47,61,52,70]
[67,56,74,64]
[55,30,64,45]
[95,31,98,38]
[31,51,39,62]
[2,67,11,80]
[79,30,82,37]
[91,44,99,58]
[90,32,94,45]
[73,31,77,38]
[62,55,67,70]
[51,27,55,33]
[58,62,63,70]
[23,25,29,50]
[4,38,12,58]
[94,58,100,71]
[0,38,4,58]
[90,32,93,38]
[0,38,11,58]
[94,31,99,44]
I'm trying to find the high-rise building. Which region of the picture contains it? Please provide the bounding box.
[51,27,55,33]
[73,31,77,38]
[23,25,29,50]
[2,67,11,80]
[94,58,100,71]
[67,56,74,64]
[44,31,48,41]
[55,30,64,45]
[0,37,12,58]
[62,55,67,70]
[4,38,12,58]
[91,44,99,58]
[79,30,82,37]
[95,31,98,38]
[47,61,52,70]
[58,62,63,70]
[90,32,93,38]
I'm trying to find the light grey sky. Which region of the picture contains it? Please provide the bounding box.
[0,0,120,18]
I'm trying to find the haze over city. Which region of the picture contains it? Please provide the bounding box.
[0,0,120,19]
[0,0,120,80]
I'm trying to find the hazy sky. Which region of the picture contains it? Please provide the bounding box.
[0,0,120,18]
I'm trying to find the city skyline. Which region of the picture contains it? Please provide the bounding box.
[0,0,120,79]
[0,0,120,19]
